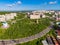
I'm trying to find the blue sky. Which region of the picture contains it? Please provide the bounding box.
[0,0,60,11]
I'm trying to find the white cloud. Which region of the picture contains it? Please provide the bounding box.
[17,1,22,4]
[7,4,13,7]
[7,3,15,7]
[6,1,22,7]
[49,1,57,4]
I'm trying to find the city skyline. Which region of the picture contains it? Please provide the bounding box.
[0,0,60,11]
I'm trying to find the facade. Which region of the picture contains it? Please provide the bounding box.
[30,15,40,19]
[0,15,5,22]
[29,11,46,19]
[56,22,60,27]
[5,14,11,21]
[0,13,17,22]
[51,36,59,45]
[56,30,60,39]
[52,12,60,21]
[55,14,60,21]
[42,40,48,45]
[42,36,60,45]
[46,36,54,45]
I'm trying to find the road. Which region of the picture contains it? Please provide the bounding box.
[0,25,52,45]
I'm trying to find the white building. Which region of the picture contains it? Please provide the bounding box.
[49,11,55,13]
[0,15,5,22]
[45,11,50,13]
[5,14,11,21]
[29,11,46,19]
[0,13,17,22]
[10,13,17,16]
[42,40,48,45]
[52,12,60,21]
[30,15,40,19]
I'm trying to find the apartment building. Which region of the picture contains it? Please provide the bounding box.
[0,15,5,22]
[52,12,60,21]
[0,13,17,22]
[28,11,46,19]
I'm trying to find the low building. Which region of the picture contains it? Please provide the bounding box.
[30,15,40,19]
[56,22,60,27]
[56,30,60,39]
[42,40,48,45]
[5,14,11,21]
[0,13,17,22]
[0,15,5,22]
[46,36,54,45]
[51,36,59,45]
[53,12,60,21]
[29,11,46,19]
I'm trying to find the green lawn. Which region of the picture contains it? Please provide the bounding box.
[0,13,50,39]
[0,12,11,15]
[16,29,55,45]
[0,22,2,27]
[0,11,19,15]
[44,13,54,17]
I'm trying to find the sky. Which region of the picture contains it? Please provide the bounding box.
[0,0,60,11]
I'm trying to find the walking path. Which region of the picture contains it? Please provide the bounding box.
[0,25,52,45]
[0,16,53,45]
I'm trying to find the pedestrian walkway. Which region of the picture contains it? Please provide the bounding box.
[0,22,53,45]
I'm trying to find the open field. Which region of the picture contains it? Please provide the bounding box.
[0,13,50,39]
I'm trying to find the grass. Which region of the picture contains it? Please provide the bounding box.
[0,12,11,15]
[0,11,18,15]
[0,13,50,39]
[0,22,2,27]
[44,13,54,17]
[16,29,55,45]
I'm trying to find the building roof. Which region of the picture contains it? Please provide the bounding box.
[46,36,54,45]
[42,40,48,45]
[56,30,60,36]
